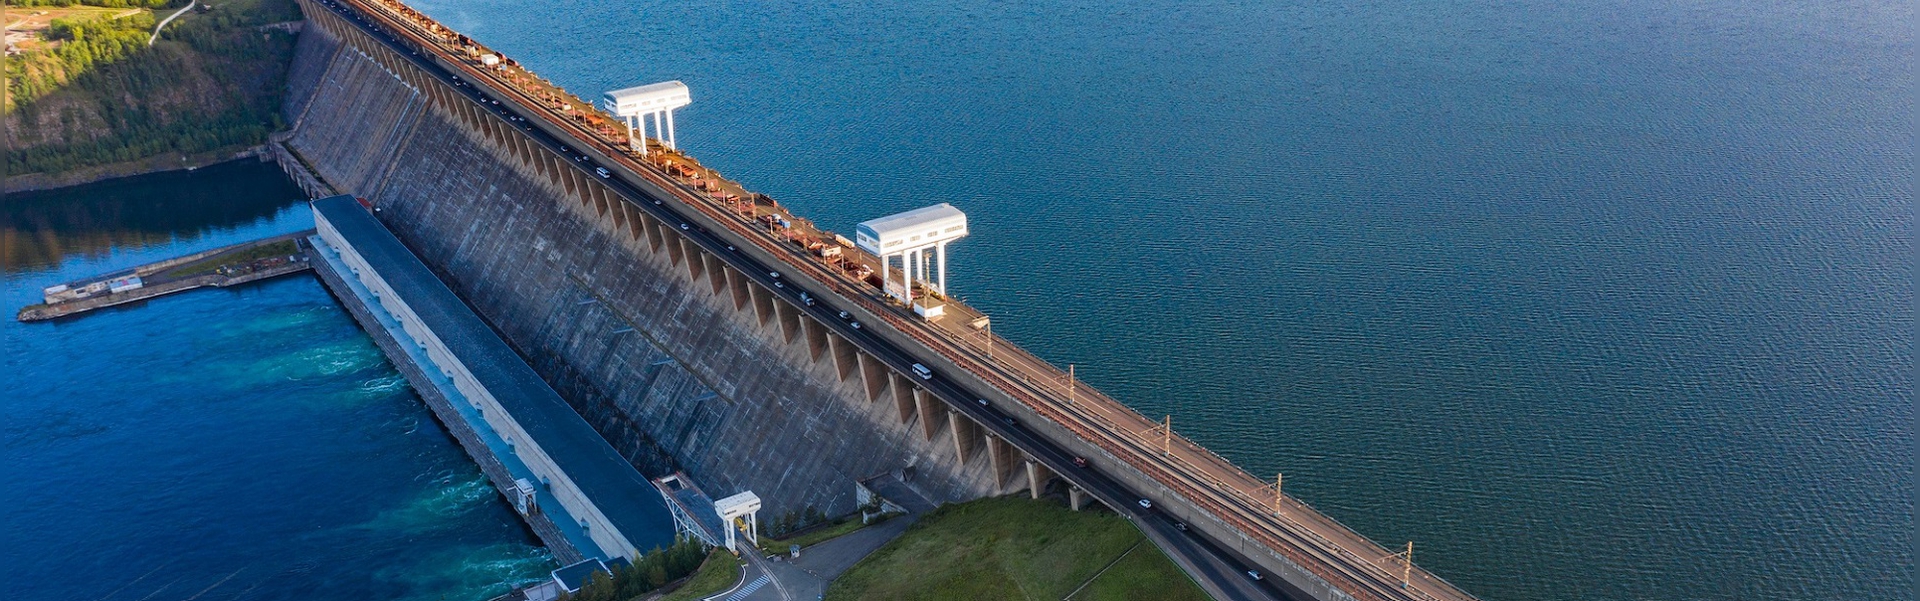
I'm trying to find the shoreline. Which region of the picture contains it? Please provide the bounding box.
[2,143,271,195]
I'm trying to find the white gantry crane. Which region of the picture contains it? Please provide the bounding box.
[857,204,968,318]
[712,490,761,554]
[602,81,691,155]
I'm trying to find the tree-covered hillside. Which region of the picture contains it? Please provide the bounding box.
[4,0,299,180]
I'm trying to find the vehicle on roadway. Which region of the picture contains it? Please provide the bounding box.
[850,321,862,330]
[1175,521,1189,531]
[976,398,989,408]
[1247,570,1263,581]
[773,280,785,289]
[769,271,781,279]
[679,223,690,230]
[837,311,851,320]
[911,363,933,380]
[1138,499,1153,510]
[1072,456,1088,468]
[595,167,611,178]
[799,292,815,306]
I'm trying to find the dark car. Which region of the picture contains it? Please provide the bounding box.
[1071,457,1088,468]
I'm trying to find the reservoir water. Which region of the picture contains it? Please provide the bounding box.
[1,162,554,601]
[400,0,1911,599]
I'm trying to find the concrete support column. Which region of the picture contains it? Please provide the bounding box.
[857,352,887,403]
[936,241,948,295]
[986,435,1014,491]
[890,374,916,423]
[1069,487,1090,511]
[804,316,829,362]
[666,109,677,149]
[913,388,943,440]
[1025,460,1053,500]
[948,411,978,462]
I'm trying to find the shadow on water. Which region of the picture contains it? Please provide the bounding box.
[0,160,306,271]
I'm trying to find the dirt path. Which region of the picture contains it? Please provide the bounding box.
[149,0,195,46]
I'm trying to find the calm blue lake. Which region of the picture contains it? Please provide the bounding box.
[0,162,555,601]
[402,0,1912,599]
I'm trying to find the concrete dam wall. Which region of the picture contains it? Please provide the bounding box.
[279,4,1006,518]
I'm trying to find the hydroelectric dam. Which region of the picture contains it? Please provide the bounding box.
[274,1,1486,600]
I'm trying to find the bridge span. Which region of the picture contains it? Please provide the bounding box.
[289,1,1484,599]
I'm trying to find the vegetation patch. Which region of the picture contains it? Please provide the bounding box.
[564,537,709,601]
[824,496,1206,601]
[157,238,297,279]
[5,0,299,179]
[655,549,744,601]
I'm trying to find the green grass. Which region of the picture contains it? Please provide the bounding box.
[824,496,1207,601]
[757,514,886,555]
[160,239,297,279]
[1069,542,1210,601]
[657,549,744,601]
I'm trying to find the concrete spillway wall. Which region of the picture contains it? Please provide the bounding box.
[281,2,1005,518]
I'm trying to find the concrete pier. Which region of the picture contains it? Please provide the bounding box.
[17,232,313,322]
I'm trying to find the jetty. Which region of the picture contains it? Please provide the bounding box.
[17,231,315,322]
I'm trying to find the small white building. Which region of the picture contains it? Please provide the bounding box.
[603,81,691,154]
[856,204,968,307]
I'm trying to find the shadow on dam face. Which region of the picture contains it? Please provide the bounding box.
[277,7,1006,519]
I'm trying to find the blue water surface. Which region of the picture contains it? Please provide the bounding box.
[402,0,1912,599]
[0,162,555,601]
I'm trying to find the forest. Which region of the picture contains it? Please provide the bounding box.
[4,0,300,177]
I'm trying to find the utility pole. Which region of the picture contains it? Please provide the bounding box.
[1067,364,1076,405]
[1402,541,1414,588]
[1273,473,1283,515]
[1162,415,1172,456]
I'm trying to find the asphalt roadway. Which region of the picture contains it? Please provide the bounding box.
[310,3,1301,598]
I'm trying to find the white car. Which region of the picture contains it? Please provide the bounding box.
[1137,499,1152,510]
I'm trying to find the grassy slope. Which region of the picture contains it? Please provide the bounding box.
[656,550,744,601]
[825,497,1208,601]
[4,0,298,180]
